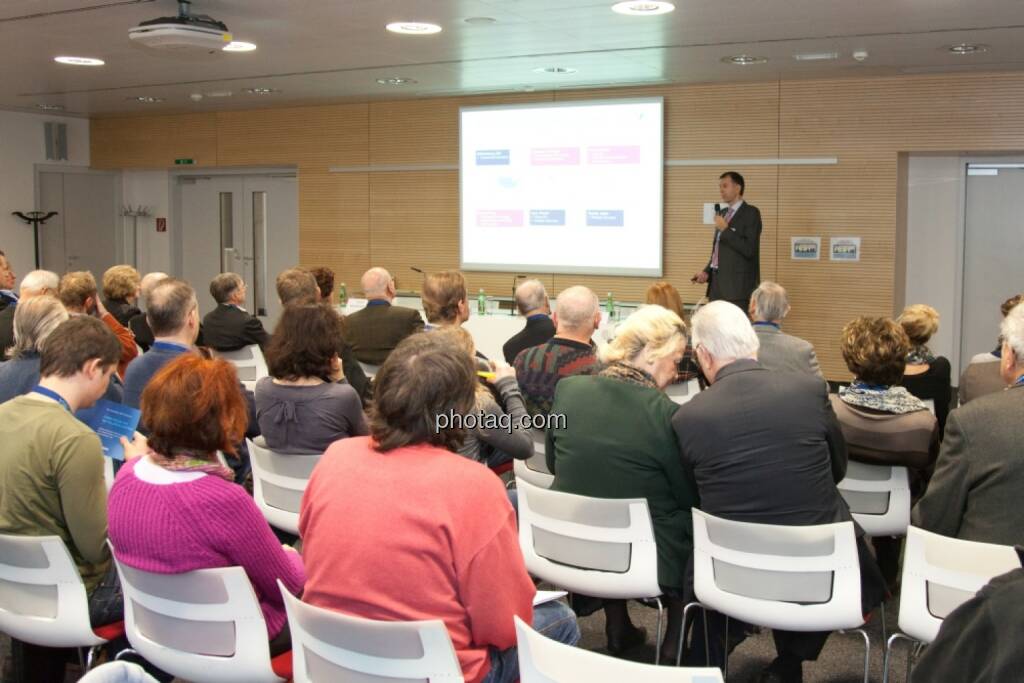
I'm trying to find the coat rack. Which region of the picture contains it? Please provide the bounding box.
[121,205,153,267]
[11,211,58,269]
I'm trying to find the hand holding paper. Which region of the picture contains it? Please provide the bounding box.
[119,432,149,461]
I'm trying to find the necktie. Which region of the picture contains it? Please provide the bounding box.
[710,207,736,269]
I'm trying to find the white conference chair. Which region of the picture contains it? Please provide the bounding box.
[922,399,936,416]
[515,615,722,683]
[679,510,872,683]
[514,429,554,489]
[358,361,380,379]
[78,660,159,682]
[665,378,701,406]
[0,534,124,670]
[104,456,116,492]
[837,461,912,537]
[247,437,321,535]
[214,344,268,392]
[516,479,666,663]
[278,580,464,682]
[112,548,289,683]
[882,527,1021,683]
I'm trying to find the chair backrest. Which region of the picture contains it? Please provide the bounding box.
[278,581,464,683]
[247,438,321,535]
[0,534,105,648]
[357,361,380,379]
[214,344,268,391]
[514,615,721,683]
[665,379,701,406]
[516,479,661,599]
[836,461,911,536]
[78,661,159,683]
[897,526,1021,644]
[691,509,864,632]
[112,548,283,683]
[514,429,554,489]
[104,457,115,492]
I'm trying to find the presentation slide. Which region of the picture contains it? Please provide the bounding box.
[460,98,664,276]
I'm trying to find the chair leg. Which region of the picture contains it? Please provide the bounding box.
[114,648,139,662]
[723,615,730,681]
[880,602,888,648]
[851,628,870,683]
[653,597,664,666]
[85,644,103,670]
[883,632,918,683]
[677,602,706,667]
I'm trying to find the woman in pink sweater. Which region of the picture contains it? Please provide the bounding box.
[108,355,304,652]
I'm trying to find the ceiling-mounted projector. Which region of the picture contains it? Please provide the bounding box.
[129,0,231,52]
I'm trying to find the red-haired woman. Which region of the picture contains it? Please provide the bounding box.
[108,355,304,653]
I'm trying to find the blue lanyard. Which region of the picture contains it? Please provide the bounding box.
[752,321,780,329]
[1015,374,1024,387]
[32,385,71,412]
[152,341,190,353]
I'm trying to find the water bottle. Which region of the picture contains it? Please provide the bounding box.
[478,288,487,316]
[605,291,615,319]
[338,282,348,307]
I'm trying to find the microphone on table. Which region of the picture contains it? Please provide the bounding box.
[512,274,527,302]
[410,266,425,276]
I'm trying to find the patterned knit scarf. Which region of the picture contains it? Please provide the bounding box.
[599,361,658,390]
[906,345,935,365]
[147,448,235,482]
[839,380,928,414]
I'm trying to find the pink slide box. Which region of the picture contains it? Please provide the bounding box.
[588,145,642,164]
[477,209,525,227]
[531,147,581,165]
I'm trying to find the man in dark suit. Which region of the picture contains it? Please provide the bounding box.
[342,267,423,365]
[672,301,885,683]
[692,171,762,308]
[0,269,59,356]
[502,278,555,364]
[201,272,270,352]
[913,301,1024,547]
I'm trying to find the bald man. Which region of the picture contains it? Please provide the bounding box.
[502,279,554,364]
[342,267,424,365]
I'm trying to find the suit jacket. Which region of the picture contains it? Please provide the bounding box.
[912,386,1024,546]
[201,304,270,351]
[503,315,555,365]
[672,359,852,528]
[958,359,1005,406]
[0,304,14,358]
[342,301,424,365]
[753,323,823,379]
[704,202,762,303]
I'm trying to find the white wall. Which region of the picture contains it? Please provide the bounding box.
[905,156,962,368]
[0,110,90,281]
[122,170,172,275]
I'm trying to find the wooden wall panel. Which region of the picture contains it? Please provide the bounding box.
[91,113,217,168]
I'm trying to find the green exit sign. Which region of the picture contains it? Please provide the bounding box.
[174,158,194,165]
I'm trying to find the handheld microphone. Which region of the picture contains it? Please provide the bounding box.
[714,203,722,215]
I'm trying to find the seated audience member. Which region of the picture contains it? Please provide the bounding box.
[300,333,579,683]
[440,327,531,467]
[831,316,938,586]
[514,286,601,416]
[59,270,138,378]
[672,301,885,683]
[201,272,270,351]
[0,269,59,353]
[421,269,471,330]
[0,249,18,306]
[910,561,1024,683]
[256,304,367,453]
[128,272,167,351]
[502,279,554,365]
[110,355,304,654]
[343,267,424,365]
[310,265,335,301]
[959,293,1024,405]
[897,304,952,436]
[913,302,1024,547]
[548,305,697,661]
[102,265,142,327]
[123,279,201,409]
[0,317,124,681]
[276,267,370,403]
[645,282,701,383]
[748,281,823,379]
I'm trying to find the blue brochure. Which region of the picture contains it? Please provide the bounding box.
[81,399,141,462]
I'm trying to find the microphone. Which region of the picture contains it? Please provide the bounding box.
[410,266,425,275]
[714,203,722,215]
[512,274,527,303]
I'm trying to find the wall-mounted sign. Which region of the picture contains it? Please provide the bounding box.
[791,236,821,261]
[830,236,861,262]
[155,217,167,233]
[174,158,194,165]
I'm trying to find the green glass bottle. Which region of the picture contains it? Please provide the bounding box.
[478,288,487,316]
[605,291,615,319]
[338,282,348,307]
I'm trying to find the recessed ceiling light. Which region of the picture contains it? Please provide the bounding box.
[464,17,497,25]
[376,77,418,86]
[533,66,578,74]
[611,1,675,16]
[242,87,280,95]
[793,52,839,62]
[386,22,442,35]
[722,55,768,65]
[947,43,988,55]
[223,41,257,52]
[54,56,104,66]
[127,96,164,103]
[36,103,65,111]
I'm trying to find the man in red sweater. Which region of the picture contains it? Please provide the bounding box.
[300,333,579,683]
